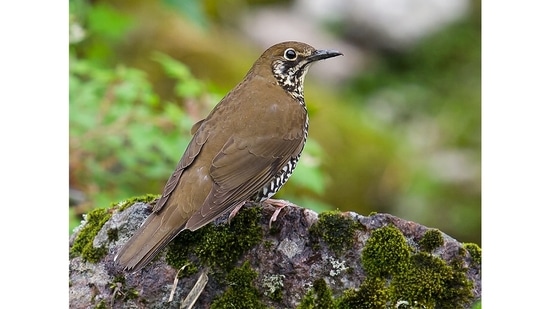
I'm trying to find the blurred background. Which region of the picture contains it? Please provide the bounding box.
[69,0,481,245]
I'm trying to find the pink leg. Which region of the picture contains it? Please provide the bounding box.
[228,201,246,223]
[264,198,295,228]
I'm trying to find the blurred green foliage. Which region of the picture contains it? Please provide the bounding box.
[70,1,135,63]
[69,52,192,230]
[347,14,481,242]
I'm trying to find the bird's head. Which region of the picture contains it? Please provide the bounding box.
[252,41,343,102]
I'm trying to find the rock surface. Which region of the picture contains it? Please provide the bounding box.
[69,200,481,308]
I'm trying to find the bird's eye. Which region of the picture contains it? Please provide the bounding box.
[284,48,297,61]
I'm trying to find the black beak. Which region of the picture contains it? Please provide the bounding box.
[307,49,343,63]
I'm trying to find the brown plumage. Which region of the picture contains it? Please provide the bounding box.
[115,41,342,271]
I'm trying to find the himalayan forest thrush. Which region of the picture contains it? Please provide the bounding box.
[115,41,343,271]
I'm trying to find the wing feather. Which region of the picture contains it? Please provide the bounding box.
[184,132,304,230]
[153,124,210,213]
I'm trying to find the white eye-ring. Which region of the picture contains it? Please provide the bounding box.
[284,48,297,61]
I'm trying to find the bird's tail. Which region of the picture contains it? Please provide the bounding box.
[115,211,183,272]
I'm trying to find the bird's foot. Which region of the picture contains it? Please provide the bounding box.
[264,198,294,229]
[228,201,246,223]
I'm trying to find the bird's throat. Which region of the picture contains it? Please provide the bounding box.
[272,61,309,106]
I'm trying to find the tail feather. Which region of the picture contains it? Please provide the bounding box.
[115,212,183,271]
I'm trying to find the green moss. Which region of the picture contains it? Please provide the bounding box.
[93,300,106,309]
[263,240,274,250]
[309,211,359,255]
[457,246,467,257]
[111,274,125,285]
[297,290,315,309]
[165,238,200,277]
[419,229,444,252]
[435,261,474,309]
[108,275,139,303]
[107,228,118,242]
[70,207,112,263]
[391,252,473,309]
[297,279,336,309]
[361,225,410,278]
[70,193,159,264]
[166,205,263,272]
[165,228,203,275]
[358,226,474,308]
[115,193,160,211]
[337,277,388,309]
[177,261,200,278]
[196,206,262,270]
[211,262,269,309]
[463,243,481,265]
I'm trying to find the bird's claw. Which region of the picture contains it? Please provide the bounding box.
[265,198,293,229]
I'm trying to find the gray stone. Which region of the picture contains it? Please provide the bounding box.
[69,201,481,308]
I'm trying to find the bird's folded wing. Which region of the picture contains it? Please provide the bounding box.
[184,133,304,230]
[153,125,209,213]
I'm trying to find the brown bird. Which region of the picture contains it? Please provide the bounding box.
[115,41,342,271]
